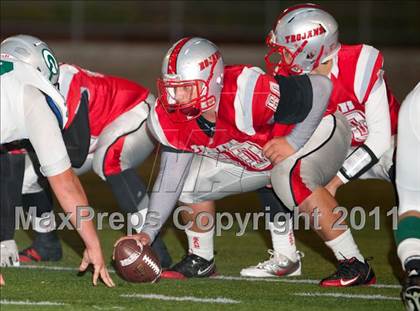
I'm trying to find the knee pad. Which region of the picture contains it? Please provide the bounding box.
[0,153,25,241]
[271,161,296,210]
[23,189,53,216]
[257,187,292,222]
[105,169,149,213]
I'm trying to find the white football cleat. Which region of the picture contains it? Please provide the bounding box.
[0,240,20,267]
[240,250,303,278]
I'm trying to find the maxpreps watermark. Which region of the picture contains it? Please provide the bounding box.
[15,205,399,236]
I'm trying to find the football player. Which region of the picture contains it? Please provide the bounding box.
[115,37,369,285]
[396,83,420,311]
[17,63,172,268]
[241,3,399,287]
[0,35,114,287]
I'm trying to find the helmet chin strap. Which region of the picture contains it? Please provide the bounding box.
[201,108,217,123]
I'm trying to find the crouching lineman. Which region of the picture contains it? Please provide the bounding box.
[396,83,420,311]
[114,37,373,286]
[0,35,114,287]
[17,61,172,268]
[241,3,399,286]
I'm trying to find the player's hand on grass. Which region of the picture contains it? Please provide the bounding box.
[263,137,295,166]
[79,248,115,288]
[113,232,151,252]
[0,273,5,286]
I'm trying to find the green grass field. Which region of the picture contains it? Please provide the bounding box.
[0,167,406,310]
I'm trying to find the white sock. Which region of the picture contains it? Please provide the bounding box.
[186,228,214,261]
[325,229,364,262]
[269,221,297,261]
[397,238,420,270]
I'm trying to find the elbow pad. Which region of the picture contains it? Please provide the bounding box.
[274,75,313,125]
[62,90,91,168]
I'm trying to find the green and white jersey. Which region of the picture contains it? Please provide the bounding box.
[1,58,71,176]
[0,58,67,144]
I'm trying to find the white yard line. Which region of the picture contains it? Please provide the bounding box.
[213,275,401,289]
[0,299,66,306]
[121,293,240,304]
[292,292,400,301]
[18,264,80,272]
[92,306,125,310]
[214,275,316,284]
[12,264,401,289]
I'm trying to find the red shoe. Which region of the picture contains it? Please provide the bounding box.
[19,247,42,262]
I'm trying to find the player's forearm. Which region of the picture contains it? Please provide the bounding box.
[337,76,391,184]
[141,149,194,242]
[363,76,391,158]
[48,169,101,250]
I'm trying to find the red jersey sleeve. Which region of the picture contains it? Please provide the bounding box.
[353,45,384,104]
[251,73,280,128]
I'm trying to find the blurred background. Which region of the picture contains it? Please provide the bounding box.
[2,0,420,45]
[1,0,419,99]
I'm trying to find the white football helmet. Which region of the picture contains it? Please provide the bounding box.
[158,37,224,122]
[265,3,340,75]
[1,34,60,85]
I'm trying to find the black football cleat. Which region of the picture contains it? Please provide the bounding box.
[401,264,420,311]
[320,257,376,287]
[161,253,216,279]
[19,232,62,263]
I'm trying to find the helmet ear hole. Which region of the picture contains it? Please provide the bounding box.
[15,47,30,57]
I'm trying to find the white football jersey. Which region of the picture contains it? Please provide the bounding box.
[0,58,67,144]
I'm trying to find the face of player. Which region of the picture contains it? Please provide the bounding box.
[174,84,200,105]
[158,76,217,122]
[282,49,293,65]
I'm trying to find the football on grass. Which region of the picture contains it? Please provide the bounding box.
[113,238,161,283]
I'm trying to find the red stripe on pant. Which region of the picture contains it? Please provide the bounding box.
[103,136,126,177]
[290,160,312,206]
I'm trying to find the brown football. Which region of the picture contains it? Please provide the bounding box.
[113,238,161,283]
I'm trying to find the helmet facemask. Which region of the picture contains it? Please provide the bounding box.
[265,31,309,76]
[157,77,216,123]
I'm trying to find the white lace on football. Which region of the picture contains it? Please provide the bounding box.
[143,254,161,276]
